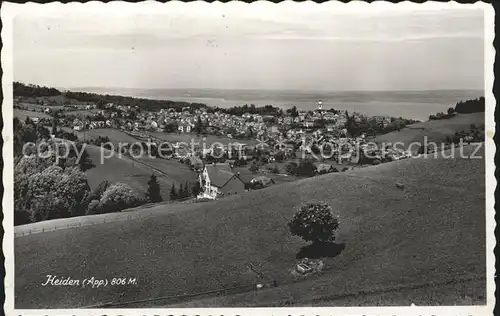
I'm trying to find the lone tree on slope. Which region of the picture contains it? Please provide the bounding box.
[288,202,339,245]
[146,174,163,203]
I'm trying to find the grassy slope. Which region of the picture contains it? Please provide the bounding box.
[14,109,52,120]
[375,113,484,147]
[15,145,486,308]
[150,131,260,146]
[85,145,197,200]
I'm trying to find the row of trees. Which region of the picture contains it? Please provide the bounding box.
[249,158,349,178]
[429,107,457,120]
[14,82,62,97]
[454,97,485,114]
[428,97,485,120]
[62,91,209,113]
[213,104,282,117]
[169,181,202,200]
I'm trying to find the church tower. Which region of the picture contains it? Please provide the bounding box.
[317,100,323,111]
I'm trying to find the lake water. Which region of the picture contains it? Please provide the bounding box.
[77,88,484,121]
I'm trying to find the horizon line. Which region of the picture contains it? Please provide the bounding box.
[61,86,485,93]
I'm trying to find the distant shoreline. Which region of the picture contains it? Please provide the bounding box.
[14,82,484,121]
[65,88,484,121]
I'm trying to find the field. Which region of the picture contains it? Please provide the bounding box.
[15,144,486,308]
[64,109,101,117]
[15,94,88,106]
[84,145,197,200]
[14,109,52,120]
[15,103,66,111]
[54,127,140,146]
[150,131,260,147]
[81,128,139,145]
[375,113,484,148]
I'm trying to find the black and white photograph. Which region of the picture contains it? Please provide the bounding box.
[2,1,495,314]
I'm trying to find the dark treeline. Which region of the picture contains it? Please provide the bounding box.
[454,97,485,114]
[63,91,209,112]
[14,82,209,112]
[213,104,283,116]
[14,82,62,97]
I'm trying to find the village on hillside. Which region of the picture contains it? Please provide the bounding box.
[14,82,486,205]
[9,4,491,311]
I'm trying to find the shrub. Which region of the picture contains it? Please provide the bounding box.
[249,162,259,174]
[270,164,280,174]
[274,151,286,162]
[297,159,316,177]
[86,199,101,215]
[285,162,298,175]
[28,193,70,222]
[99,183,143,214]
[372,159,381,165]
[288,202,339,244]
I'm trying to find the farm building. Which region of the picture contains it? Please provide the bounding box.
[314,163,335,175]
[198,163,245,200]
[249,176,275,189]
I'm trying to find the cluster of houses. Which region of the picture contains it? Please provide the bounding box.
[17,98,410,201]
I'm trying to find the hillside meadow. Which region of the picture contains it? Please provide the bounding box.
[15,144,485,308]
[375,112,484,148]
[85,145,197,201]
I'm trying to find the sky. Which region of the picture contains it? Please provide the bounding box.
[13,4,485,91]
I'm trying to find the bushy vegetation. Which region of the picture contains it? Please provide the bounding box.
[15,159,91,224]
[249,161,259,173]
[345,111,419,137]
[96,183,144,214]
[85,182,145,215]
[284,159,315,177]
[14,117,49,157]
[288,202,339,244]
[429,107,457,121]
[446,124,485,145]
[13,117,147,224]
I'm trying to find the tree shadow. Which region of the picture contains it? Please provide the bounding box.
[296,242,346,259]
